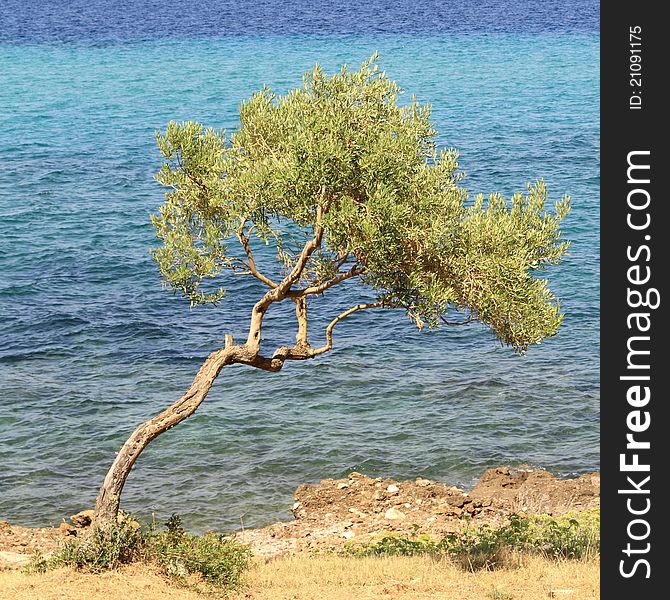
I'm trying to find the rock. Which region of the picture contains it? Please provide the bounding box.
[342,530,355,539]
[70,509,95,528]
[446,495,467,508]
[59,522,77,536]
[384,507,406,520]
[434,503,451,515]
[386,484,400,494]
[415,478,434,487]
[337,483,349,489]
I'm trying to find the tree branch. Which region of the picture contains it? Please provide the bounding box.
[236,227,277,288]
[288,263,366,298]
[254,301,387,369]
[310,301,385,356]
[245,197,327,352]
[294,296,309,347]
[438,314,478,326]
[281,200,326,291]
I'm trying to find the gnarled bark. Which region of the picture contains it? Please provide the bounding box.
[94,346,240,525]
[93,301,384,526]
[93,203,389,527]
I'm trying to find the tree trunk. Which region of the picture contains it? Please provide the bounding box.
[94,346,235,526]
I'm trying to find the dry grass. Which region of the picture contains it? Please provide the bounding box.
[0,563,204,600]
[233,554,599,600]
[0,554,599,600]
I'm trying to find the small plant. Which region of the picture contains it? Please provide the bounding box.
[345,533,438,557]
[441,522,513,570]
[519,509,600,559]
[25,513,251,595]
[344,509,600,570]
[25,550,50,574]
[26,519,143,574]
[147,515,251,594]
[164,512,186,536]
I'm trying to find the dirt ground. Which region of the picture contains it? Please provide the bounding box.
[236,466,600,557]
[0,465,600,566]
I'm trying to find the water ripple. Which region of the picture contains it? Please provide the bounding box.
[0,31,599,532]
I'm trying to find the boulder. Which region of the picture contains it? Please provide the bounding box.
[70,509,95,528]
[384,507,405,520]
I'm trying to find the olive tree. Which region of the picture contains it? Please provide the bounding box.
[94,54,570,525]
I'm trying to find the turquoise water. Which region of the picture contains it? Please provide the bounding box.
[0,32,599,532]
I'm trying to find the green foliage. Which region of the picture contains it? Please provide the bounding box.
[27,520,143,574]
[344,510,600,570]
[147,514,252,595]
[520,509,600,559]
[345,533,439,557]
[26,514,251,595]
[152,53,570,352]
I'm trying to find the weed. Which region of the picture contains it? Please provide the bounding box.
[26,519,142,574]
[147,514,251,594]
[25,513,251,595]
[344,509,600,570]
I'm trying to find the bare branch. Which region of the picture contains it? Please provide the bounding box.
[438,314,478,326]
[256,301,388,368]
[334,252,351,270]
[294,297,309,347]
[282,200,326,288]
[236,228,278,288]
[310,301,386,356]
[288,264,366,298]
[245,196,328,351]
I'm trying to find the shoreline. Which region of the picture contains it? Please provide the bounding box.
[1,465,599,566]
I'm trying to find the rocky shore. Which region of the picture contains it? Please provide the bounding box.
[0,466,600,567]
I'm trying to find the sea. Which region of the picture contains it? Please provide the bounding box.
[0,1,599,532]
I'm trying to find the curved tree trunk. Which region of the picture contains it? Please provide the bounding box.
[94,346,237,526]
[92,213,367,528]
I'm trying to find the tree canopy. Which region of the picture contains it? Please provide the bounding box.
[152,53,570,352]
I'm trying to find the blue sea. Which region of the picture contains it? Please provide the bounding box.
[0,1,599,532]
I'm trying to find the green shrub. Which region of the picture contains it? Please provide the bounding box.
[27,519,143,573]
[345,509,600,570]
[518,509,600,559]
[345,533,439,557]
[146,514,252,594]
[26,513,251,595]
